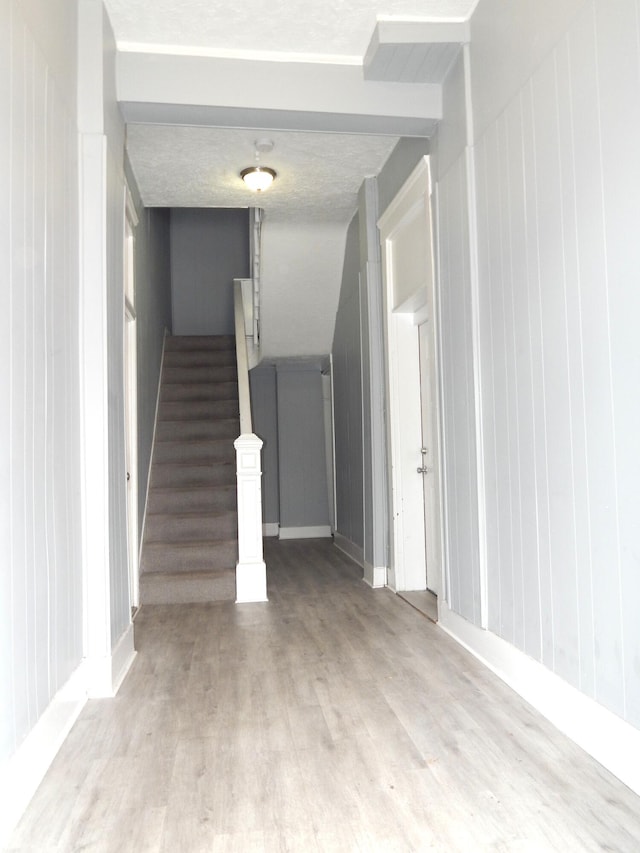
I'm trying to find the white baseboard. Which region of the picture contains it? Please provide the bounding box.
[263,522,279,537]
[236,560,268,603]
[438,604,640,796]
[0,664,87,847]
[333,532,364,567]
[278,525,332,540]
[332,534,387,588]
[84,623,136,699]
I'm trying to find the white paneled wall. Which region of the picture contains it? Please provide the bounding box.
[473,0,640,725]
[0,1,82,763]
[436,156,481,625]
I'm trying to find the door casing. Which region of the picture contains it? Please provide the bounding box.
[378,156,444,596]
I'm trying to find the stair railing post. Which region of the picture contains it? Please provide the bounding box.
[234,433,267,602]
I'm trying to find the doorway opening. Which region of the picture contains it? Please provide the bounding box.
[378,157,444,616]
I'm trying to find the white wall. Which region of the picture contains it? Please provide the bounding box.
[0,0,82,765]
[435,0,640,764]
[0,0,87,839]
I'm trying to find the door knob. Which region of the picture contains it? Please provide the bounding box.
[417,466,432,474]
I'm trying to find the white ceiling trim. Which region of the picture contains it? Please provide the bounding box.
[116,42,362,66]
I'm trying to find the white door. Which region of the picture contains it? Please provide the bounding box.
[418,319,440,594]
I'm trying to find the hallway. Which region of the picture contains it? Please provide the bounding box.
[6,540,640,852]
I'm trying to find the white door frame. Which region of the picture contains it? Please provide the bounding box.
[378,156,444,594]
[124,187,139,610]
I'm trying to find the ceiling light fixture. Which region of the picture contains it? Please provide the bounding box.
[240,166,277,192]
[241,139,277,192]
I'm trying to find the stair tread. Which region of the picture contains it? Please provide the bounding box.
[140,568,235,578]
[143,538,237,548]
[146,509,237,520]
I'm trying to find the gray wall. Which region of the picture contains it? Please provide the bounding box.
[277,363,330,532]
[125,164,172,539]
[249,365,280,527]
[170,208,250,335]
[332,215,364,549]
[331,138,430,570]
[434,0,640,727]
[249,361,330,535]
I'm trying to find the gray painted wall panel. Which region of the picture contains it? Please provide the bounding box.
[332,215,364,549]
[250,366,280,527]
[125,165,172,540]
[277,366,330,531]
[377,138,431,218]
[170,208,249,336]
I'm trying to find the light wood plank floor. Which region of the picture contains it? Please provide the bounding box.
[6,539,640,852]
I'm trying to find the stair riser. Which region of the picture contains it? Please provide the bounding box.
[150,463,236,489]
[139,571,236,605]
[158,400,239,421]
[140,540,238,573]
[164,335,236,352]
[163,366,237,384]
[147,487,237,515]
[164,350,236,369]
[145,513,238,543]
[155,419,239,442]
[160,382,239,403]
[153,441,235,466]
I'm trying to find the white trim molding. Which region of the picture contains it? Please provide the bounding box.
[363,565,388,589]
[0,667,87,847]
[278,525,332,540]
[84,622,137,699]
[333,532,364,566]
[263,522,279,537]
[235,433,268,603]
[439,605,640,796]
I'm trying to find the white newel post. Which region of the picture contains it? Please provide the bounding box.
[234,433,268,602]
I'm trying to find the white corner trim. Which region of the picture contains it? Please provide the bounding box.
[333,532,364,567]
[111,623,137,695]
[363,564,388,589]
[0,665,88,847]
[438,604,640,796]
[278,525,332,540]
[263,522,279,537]
[84,622,136,699]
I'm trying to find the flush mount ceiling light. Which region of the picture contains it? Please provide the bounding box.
[241,139,277,192]
[240,166,277,192]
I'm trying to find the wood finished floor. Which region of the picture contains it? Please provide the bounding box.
[6,539,640,852]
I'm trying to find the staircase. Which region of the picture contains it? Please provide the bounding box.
[139,335,239,604]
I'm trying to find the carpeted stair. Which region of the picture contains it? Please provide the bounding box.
[139,335,239,604]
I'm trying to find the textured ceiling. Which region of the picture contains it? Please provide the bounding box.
[112,1,478,358]
[126,125,399,223]
[104,0,479,59]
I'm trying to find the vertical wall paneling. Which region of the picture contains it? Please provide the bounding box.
[332,215,364,550]
[1,0,83,769]
[461,0,640,724]
[276,365,331,536]
[436,154,481,625]
[593,0,640,725]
